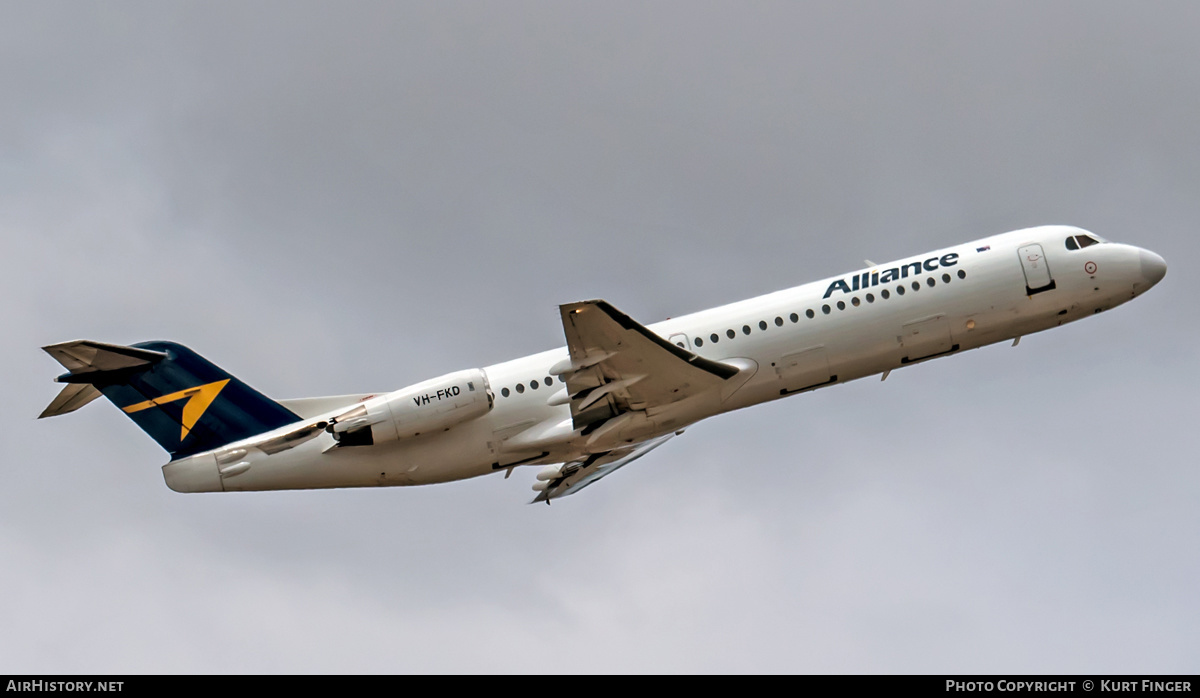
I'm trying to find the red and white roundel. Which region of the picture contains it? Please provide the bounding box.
[1085,261,1098,274]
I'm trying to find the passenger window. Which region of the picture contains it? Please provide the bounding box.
[501,387,510,397]
[710,333,719,343]
[545,377,553,386]
[942,273,951,283]
[881,289,890,299]
[912,281,920,291]
[851,297,860,307]
[742,325,751,335]
[957,270,966,279]
[806,309,815,319]
[516,383,525,394]
[694,337,703,347]
[836,301,845,310]
[727,329,735,339]
[530,380,539,390]
[822,305,831,314]
[1065,237,1079,251]
[896,286,905,296]
[866,293,874,303]
[774,316,784,326]
[927,277,936,288]
[790,313,799,323]
[759,321,768,330]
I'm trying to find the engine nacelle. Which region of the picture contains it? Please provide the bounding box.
[330,369,494,446]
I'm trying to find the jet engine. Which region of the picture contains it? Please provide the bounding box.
[328,369,494,446]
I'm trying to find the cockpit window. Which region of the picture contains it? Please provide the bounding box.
[1066,234,1102,250]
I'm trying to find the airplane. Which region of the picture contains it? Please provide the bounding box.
[39,225,1166,503]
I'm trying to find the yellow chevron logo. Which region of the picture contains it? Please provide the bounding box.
[122,379,230,441]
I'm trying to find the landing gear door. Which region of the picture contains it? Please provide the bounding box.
[1018,243,1056,295]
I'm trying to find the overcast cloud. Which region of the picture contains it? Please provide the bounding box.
[2,1,1196,673]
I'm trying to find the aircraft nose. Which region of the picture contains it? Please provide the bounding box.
[1139,249,1167,287]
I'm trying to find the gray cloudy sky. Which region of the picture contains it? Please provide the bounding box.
[3,2,1197,673]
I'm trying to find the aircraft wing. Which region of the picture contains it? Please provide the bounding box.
[531,433,675,503]
[554,300,738,429]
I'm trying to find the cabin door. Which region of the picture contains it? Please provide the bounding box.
[1018,243,1056,295]
[668,333,691,350]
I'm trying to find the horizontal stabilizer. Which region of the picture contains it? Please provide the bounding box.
[43,340,167,376]
[38,383,103,419]
[39,339,301,459]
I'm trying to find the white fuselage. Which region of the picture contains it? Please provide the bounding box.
[161,225,1166,493]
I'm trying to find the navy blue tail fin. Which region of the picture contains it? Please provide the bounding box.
[40,340,301,459]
